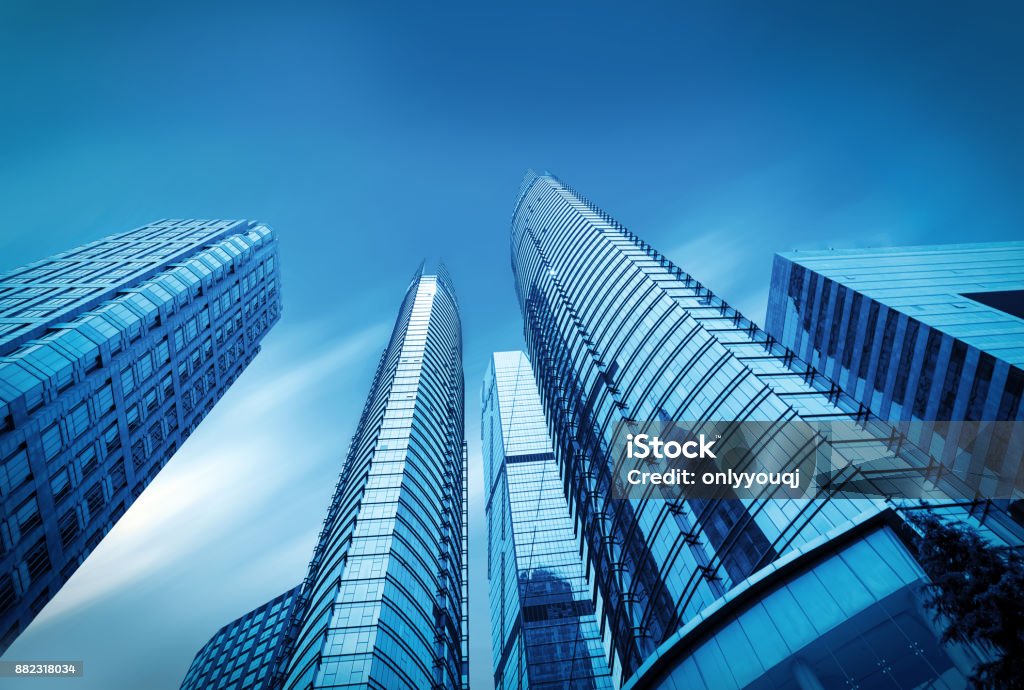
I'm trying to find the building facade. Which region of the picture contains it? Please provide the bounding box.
[766,244,1024,492]
[483,351,613,689]
[183,268,468,690]
[0,219,281,651]
[509,171,1023,688]
[181,586,303,690]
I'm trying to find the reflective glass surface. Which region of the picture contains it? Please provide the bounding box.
[483,351,613,689]
[634,527,978,689]
[509,172,1023,686]
[0,220,281,651]
[181,587,302,690]
[279,270,468,690]
[188,270,469,690]
[766,245,1024,482]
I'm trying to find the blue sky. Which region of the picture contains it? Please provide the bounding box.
[1,2,1022,688]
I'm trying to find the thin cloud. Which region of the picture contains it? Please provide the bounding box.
[29,320,389,629]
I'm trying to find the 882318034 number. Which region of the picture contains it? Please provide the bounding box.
[0,661,83,677]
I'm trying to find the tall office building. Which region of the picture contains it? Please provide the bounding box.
[766,244,1024,491]
[483,351,613,690]
[509,171,1022,689]
[182,268,468,690]
[0,219,281,651]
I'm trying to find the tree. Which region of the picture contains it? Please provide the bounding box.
[908,509,1024,690]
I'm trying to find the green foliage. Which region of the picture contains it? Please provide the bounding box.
[909,510,1024,690]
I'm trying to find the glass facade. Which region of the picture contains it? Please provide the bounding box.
[627,516,982,689]
[483,351,613,689]
[0,219,281,652]
[509,171,1023,687]
[181,586,302,690]
[766,244,1024,487]
[182,268,468,690]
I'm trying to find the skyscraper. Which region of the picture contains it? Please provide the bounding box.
[483,351,613,689]
[182,267,468,690]
[509,171,1022,688]
[765,243,1024,424]
[766,243,1024,492]
[0,219,281,652]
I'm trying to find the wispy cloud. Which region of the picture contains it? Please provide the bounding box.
[30,319,389,628]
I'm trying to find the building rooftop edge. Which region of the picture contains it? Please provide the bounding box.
[777,240,1024,262]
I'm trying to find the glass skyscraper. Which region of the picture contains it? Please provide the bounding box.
[483,351,613,689]
[765,243,1023,424]
[0,219,281,652]
[509,171,1023,688]
[183,267,469,690]
[766,243,1024,492]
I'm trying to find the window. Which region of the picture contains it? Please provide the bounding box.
[137,351,153,381]
[873,309,899,392]
[913,330,944,418]
[78,444,99,478]
[143,388,158,413]
[164,406,178,432]
[812,279,833,354]
[160,373,174,399]
[1,447,32,494]
[966,354,995,421]
[16,495,42,534]
[131,439,147,470]
[120,364,135,397]
[892,320,921,405]
[103,422,121,453]
[858,302,881,381]
[155,337,170,365]
[998,367,1023,420]
[937,341,968,420]
[50,468,71,503]
[126,404,141,432]
[41,424,62,460]
[95,381,114,412]
[58,509,80,547]
[108,460,127,491]
[67,402,90,440]
[841,292,863,370]
[24,538,51,581]
[84,482,105,516]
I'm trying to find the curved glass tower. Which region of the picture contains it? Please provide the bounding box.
[509,171,1022,688]
[281,267,467,690]
[182,267,468,690]
[0,219,281,652]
